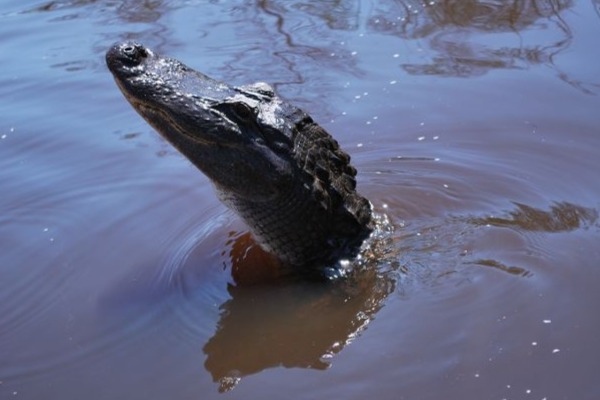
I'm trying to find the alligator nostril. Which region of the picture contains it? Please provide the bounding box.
[117,43,148,66]
[123,45,136,55]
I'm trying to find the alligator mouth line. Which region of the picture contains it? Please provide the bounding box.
[133,101,222,147]
[113,76,224,148]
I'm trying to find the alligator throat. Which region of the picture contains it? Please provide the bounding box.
[106,42,373,273]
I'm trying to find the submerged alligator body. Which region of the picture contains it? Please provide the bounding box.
[106,42,372,274]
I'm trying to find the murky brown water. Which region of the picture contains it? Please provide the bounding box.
[1,1,599,399]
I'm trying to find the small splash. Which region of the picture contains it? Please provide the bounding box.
[355,211,396,268]
[218,375,241,393]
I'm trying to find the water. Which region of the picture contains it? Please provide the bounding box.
[1,1,599,399]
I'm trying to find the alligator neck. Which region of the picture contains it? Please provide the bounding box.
[218,180,371,269]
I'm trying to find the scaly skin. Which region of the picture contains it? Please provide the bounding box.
[106,42,372,274]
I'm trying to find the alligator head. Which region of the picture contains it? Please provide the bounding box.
[106,42,372,273]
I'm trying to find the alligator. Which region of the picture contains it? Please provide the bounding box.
[106,42,373,276]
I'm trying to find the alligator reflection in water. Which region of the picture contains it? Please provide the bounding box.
[203,228,396,392]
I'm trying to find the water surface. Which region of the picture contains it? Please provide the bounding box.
[1,1,599,399]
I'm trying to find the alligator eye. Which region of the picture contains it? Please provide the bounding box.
[232,102,254,121]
